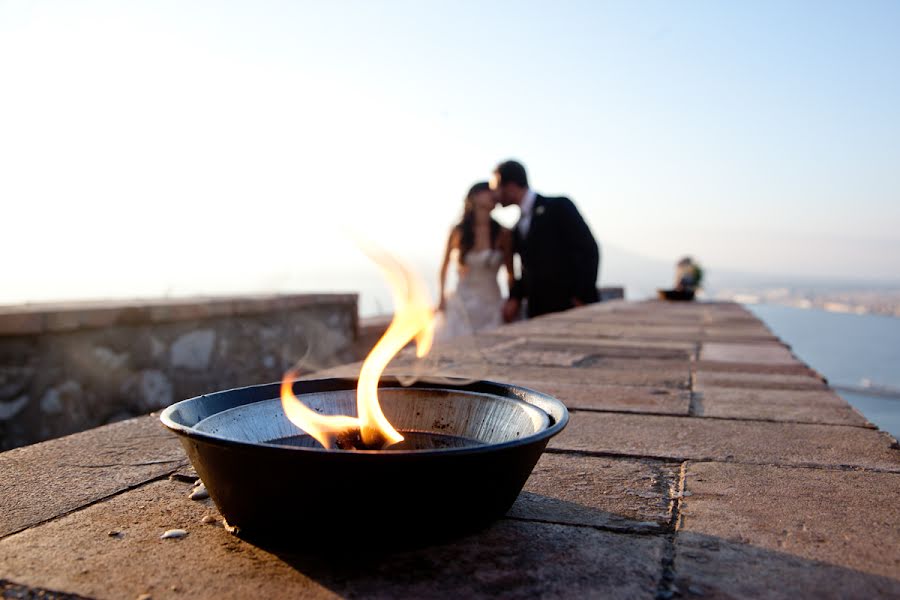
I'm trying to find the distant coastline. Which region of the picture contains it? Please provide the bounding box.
[710,285,900,318]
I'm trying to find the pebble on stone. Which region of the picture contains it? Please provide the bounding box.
[189,482,209,500]
[160,528,188,539]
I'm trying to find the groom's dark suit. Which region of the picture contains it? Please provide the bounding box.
[511,194,600,318]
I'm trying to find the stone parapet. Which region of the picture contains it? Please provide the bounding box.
[0,294,358,336]
[0,294,358,450]
[0,300,897,598]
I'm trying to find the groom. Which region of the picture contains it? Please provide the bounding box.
[492,160,600,321]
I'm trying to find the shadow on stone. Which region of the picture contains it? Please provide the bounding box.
[0,477,898,598]
[261,511,666,599]
[250,496,900,599]
[674,532,900,598]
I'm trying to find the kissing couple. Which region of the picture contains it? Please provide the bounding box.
[437,160,600,339]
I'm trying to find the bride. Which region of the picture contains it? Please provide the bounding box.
[437,182,514,339]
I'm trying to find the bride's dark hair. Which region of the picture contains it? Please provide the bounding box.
[456,181,500,266]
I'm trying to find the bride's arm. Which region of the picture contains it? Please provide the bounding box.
[438,228,460,310]
[500,228,515,292]
[499,228,520,323]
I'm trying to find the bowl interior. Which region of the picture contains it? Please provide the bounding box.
[192,387,550,448]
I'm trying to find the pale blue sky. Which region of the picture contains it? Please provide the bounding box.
[2,1,899,304]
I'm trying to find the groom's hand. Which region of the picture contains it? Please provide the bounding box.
[502,298,520,323]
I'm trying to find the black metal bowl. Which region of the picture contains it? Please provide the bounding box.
[160,377,568,546]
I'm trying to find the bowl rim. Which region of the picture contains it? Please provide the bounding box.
[159,376,569,458]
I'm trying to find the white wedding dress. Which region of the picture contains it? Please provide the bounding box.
[438,248,504,340]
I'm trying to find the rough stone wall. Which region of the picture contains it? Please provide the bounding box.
[0,295,358,450]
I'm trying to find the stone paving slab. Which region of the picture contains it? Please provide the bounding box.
[514,380,691,415]
[499,313,697,327]
[698,328,781,343]
[552,412,900,471]
[489,336,696,361]
[692,359,821,377]
[503,319,778,344]
[443,363,691,389]
[393,336,696,373]
[488,348,590,367]
[503,322,706,341]
[511,452,678,532]
[675,533,900,599]
[339,360,690,390]
[432,333,520,355]
[681,461,900,577]
[696,387,872,426]
[0,416,186,538]
[572,357,693,373]
[675,461,900,597]
[694,370,828,391]
[0,479,666,600]
[700,342,801,365]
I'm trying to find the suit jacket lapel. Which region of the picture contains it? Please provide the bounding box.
[525,195,547,245]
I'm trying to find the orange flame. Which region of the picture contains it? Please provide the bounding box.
[280,372,361,449]
[280,249,435,449]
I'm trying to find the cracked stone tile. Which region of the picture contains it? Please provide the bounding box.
[0,416,186,538]
[510,452,679,533]
[675,461,900,597]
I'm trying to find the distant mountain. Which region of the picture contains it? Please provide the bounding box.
[600,244,900,301]
[599,244,674,299]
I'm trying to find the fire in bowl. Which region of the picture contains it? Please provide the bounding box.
[160,376,568,545]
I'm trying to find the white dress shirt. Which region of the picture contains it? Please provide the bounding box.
[517,188,537,237]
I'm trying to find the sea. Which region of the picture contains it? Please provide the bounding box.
[748,304,900,439]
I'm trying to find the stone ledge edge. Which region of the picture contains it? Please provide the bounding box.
[0,293,359,336]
